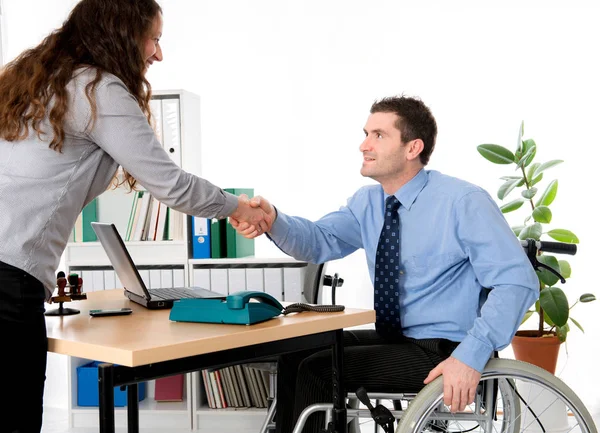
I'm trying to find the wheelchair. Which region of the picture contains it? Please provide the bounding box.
[291,357,597,433]
[271,240,598,433]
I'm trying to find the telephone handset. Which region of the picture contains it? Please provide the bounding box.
[169,290,345,325]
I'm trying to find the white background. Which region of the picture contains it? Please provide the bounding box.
[2,0,599,415]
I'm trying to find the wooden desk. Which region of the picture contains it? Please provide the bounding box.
[47,290,375,433]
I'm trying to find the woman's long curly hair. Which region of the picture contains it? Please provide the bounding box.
[0,0,162,190]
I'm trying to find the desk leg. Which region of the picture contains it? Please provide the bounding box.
[331,329,346,433]
[98,363,115,433]
[127,383,139,433]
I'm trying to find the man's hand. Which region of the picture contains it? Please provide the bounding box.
[230,195,276,238]
[424,356,481,413]
[229,195,273,236]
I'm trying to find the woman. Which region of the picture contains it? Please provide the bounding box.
[0,0,269,431]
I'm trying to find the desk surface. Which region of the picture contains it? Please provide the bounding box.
[46,290,375,367]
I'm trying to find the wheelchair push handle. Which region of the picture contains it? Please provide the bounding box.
[520,239,577,255]
[521,238,577,284]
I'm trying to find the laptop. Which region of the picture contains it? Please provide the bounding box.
[91,222,222,309]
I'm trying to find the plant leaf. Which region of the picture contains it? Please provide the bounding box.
[558,260,571,279]
[517,139,537,168]
[500,199,525,213]
[497,178,522,200]
[537,254,561,286]
[512,225,525,237]
[521,188,537,199]
[570,317,584,333]
[533,159,563,179]
[527,163,540,182]
[556,323,569,342]
[520,310,534,325]
[535,180,558,207]
[547,229,579,244]
[540,286,569,327]
[580,293,596,303]
[518,223,542,240]
[532,206,552,223]
[516,121,524,152]
[530,172,544,187]
[477,144,516,165]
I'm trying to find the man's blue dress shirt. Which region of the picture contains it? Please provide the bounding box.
[268,169,539,372]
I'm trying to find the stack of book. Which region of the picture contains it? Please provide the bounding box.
[201,363,272,409]
[125,191,183,241]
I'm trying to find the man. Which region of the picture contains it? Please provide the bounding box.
[231,96,539,433]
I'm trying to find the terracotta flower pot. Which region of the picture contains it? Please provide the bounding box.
[511,330,561,374]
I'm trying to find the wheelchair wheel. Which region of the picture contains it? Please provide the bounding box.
[396,359,597,433]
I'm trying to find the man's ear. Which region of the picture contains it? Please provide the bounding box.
[405,139,424,161]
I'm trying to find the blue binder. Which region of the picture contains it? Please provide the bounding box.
[190,216,211,258]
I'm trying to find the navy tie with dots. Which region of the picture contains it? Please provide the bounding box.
[374,195,402,338]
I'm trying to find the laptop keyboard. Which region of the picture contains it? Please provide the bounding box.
[150,287,200,300]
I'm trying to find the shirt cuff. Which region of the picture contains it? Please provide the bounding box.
[216,191,239,219]
[268,207,290,239]
[451,334,494,373]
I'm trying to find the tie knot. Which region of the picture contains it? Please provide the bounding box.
[385,195,400,212]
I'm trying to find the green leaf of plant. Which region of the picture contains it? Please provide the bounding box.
[521,188,537,199]
[543,310,555,327]
[570,317,584,333]
[547,229,579,244]
[558,260,571,279]
[477,144,516,165]
[533,160,563,179]
[527,163,540,182]
[537,254,561,286]
[556,323,569,342]
[532,206,552,223]
[518,223,542,240]
[516,121,524,152]
[512,225,525,237]
[517,139,537,168]
[530,172,544,187]
[540,286,569,327]
[520,310,534,325]
[500,176,522,181]
[497,178,522,200]
[500,199,525,213]
[580,293,596,303]
[535,180,558,207]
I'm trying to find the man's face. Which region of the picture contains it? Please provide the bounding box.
[359,112,407,183]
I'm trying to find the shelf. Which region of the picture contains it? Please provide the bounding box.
[188,256,307,266]
[65,240,188,266]
[194,406,267,432]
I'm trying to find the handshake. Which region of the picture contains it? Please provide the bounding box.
[229,194,275,239]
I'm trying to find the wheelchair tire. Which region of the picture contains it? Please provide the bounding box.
[396,358,597,433]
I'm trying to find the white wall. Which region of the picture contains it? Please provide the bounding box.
[4,0,599,414]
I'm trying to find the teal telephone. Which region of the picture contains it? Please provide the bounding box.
[169,291,344,325]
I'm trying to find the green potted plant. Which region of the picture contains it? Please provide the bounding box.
[476,121,595,373]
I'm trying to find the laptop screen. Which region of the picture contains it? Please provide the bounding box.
[91,222,151,300]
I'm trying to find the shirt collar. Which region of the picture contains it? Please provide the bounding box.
[384,169,429,211]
